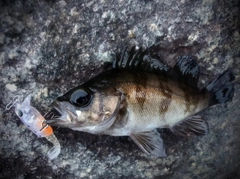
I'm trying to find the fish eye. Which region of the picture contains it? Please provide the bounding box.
[17,110,23,117]
[70,89,92,107]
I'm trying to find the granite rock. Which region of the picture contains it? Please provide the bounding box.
[0,0,240,178]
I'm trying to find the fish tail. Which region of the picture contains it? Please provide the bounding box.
[205,70,235,106]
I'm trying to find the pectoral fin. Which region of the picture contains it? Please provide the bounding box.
[170,115,209,136]
[130,130,167,157]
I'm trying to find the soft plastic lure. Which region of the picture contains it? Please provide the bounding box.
[14,94,60,160]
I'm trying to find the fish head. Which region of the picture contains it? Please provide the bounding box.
[48,84,123,133]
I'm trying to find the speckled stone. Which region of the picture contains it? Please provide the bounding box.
[0,0,240,178]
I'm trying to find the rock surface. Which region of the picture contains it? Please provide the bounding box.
[0,0,239,178]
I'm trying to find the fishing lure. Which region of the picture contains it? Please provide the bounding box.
[12,94,61,160]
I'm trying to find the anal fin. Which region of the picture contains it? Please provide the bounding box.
[170,115,209,136]
[130,130,167,157]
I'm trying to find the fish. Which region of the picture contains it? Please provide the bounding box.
[47,46,235,157]
[14,94,61,160]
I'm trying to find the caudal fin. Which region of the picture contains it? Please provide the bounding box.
[205,70,235,106]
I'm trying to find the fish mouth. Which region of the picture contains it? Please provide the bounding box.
[45,101,78,127]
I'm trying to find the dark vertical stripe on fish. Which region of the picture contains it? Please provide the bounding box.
[158,81,173,99]
[158,82,173,118]
[159,80,173,119]
[159,98,172,117]
[135,85,146,108]
[178,84,200,113]
[131,72,148,108]
[180,85,192,113]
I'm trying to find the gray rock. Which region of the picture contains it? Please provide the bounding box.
[0,0,239,178]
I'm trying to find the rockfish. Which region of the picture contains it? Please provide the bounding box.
[47,46,235,157]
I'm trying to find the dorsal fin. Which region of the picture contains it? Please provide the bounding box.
[113,46,169,74]
[171,56,200,88]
